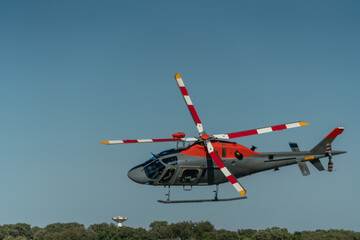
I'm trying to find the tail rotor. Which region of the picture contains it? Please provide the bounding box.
[310,127,345,173]
[326,142,333,172]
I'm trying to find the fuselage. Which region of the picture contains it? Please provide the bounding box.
[127,141,343,186]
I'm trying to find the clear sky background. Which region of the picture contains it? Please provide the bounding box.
[1,0,359,232]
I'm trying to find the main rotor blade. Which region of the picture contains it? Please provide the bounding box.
[206,142,246,196]
[100,137,197,145]
[213,121,309,140]
[174,73,204,135]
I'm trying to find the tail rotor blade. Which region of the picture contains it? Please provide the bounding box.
[206,142,246,196]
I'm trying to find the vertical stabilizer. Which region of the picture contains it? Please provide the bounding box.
[310,127,344,154]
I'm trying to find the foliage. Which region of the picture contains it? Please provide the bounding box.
[0,223,33,240]
[33,222,95,240]
[1,221,360,240]
[253,227,292,240]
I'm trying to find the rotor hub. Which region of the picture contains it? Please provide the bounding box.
[201,134,210,140]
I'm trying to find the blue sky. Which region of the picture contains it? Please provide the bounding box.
[0,0,359,232]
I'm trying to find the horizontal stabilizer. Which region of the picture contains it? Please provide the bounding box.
[310,159,325,171]
[297,162,310,176]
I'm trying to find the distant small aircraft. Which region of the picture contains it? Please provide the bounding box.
[101,73,346,203]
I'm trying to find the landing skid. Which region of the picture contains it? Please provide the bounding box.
[158,196,247,204]
[157,185,247,204]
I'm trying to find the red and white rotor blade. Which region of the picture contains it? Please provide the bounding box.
[213,121,309,140]
[174,73,204,135]
[100,137,197,145]
[206,142,246,196]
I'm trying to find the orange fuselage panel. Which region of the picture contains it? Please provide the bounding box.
[180,142,260,159]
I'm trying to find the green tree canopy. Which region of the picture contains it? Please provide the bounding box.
[0,223,33,240]
[1,221,360,240]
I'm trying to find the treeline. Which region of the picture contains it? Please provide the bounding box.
[0,221,359,240]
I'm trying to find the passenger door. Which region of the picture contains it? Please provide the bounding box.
[157,168,176,185]
[176,168,202,185]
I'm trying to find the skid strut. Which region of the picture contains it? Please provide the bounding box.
[213,185,219,201]
[158,185,247,203]
[165,186,171,202]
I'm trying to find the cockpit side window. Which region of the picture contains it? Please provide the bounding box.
[162,156,178,165]
[144,160,165,179]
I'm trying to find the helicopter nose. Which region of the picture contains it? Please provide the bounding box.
[127,166,151,184]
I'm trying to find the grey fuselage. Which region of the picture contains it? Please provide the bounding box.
[127,143,345,186]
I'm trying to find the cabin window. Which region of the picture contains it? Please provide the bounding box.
[180,169,199,184]
[235,151,243,160]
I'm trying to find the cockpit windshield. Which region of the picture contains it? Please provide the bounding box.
[144,160,165,179]
[131,148,183,179]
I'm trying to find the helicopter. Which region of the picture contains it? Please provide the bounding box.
[100,73,346,203]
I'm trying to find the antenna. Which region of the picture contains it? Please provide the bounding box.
[112,216,128,227]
